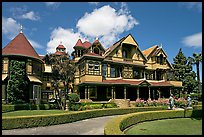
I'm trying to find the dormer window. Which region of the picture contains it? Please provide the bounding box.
[122,49,127,58]
[93,47,99,54]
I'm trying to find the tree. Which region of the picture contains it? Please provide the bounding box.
[47,53,76,109]
[7,60,28,103]
[188,53,202,94]
[172,48,197,95]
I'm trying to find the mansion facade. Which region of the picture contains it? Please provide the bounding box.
[2,32,182,104]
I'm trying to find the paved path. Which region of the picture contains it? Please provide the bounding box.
[2,115,122,135]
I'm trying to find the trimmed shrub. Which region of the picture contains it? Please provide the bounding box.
[67,93,80,103]
[2,103,50,113]
[2,106,167,130]
[104,108,202,135]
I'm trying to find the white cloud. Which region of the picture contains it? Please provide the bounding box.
[28,39,43,49]
[10,6,40,21]
[76,4,139,48]
[45,2,61,9]
[2,17,20,39]
[182,32,202,48]
[46,27,86,54]
[88,2,99,5]
[2,17,43,49]
[21,11,40,21]
[179,2,202,12]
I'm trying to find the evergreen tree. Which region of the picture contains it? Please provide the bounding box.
[7,60,28,103]
[172,48,197,95]
[188,53,202,94]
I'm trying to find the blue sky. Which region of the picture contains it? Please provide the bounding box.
[2,2,202,80]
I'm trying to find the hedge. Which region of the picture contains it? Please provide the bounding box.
[2,106,167,130]
[104,108,202,135]
[2,104,50,113]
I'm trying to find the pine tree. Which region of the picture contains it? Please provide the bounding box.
[172,48,197,95]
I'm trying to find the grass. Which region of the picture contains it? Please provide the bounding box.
[125,118,202,135]
[2,110,71,117]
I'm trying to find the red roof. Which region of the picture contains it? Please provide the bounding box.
[74,39,91,49]
[83,41,92,48]
[56,44,65,49]
[103,79,173,86]
[149,81,172,86]
[93,39,99,44]
[74,39,83,47]
[2,33,41,60]
[103,79,143,85]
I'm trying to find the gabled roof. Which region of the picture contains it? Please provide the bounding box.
[103,36,127,56]
[91,39,106,52]
[103,34,147,62]
[142,45,158,59]
[56,44,66,49]
[2,32,41,60]
[74,39,92,49]
[74,39,83,47]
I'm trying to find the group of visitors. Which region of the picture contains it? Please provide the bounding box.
[168,94,192,110]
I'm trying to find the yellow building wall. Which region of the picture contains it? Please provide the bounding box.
[80,75,102,83]
[122,35,138,46]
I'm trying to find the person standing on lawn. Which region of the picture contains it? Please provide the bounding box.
[169,94,174,110]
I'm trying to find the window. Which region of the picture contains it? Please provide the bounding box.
[115,50,118,57]
[160,54,163,65]
[2,59,8,73]
[137,54,140,60]
[110,66,116,78]
[93,47,99,54]
[102,64,107,78]
[94,64,99,70]
[89,87,97,98]
[88,62,100,75]
[133,69,140,79]
[33,85,41,100]
[122,49,127,58]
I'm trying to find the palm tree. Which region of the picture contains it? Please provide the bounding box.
[188,53,202,94]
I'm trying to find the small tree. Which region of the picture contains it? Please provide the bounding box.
[47,53,76,109]
[7,60,28,104]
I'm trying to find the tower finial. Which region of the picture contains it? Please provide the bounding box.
[20,25,23,33]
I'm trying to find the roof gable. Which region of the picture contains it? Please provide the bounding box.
[142,45,158,59]
[122,34,138,46]
[2,33,41,60]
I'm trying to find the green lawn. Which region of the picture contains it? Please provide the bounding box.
[2,110,71,117]
[125,118,202,135]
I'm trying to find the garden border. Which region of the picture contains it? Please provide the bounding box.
[104,107,202,135]
[2,106,166,130]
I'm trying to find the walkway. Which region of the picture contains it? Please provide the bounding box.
[2,115,122,135]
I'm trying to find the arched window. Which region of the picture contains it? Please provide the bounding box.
[122,49,127,58]
[93,47,99,54]
[160,54,163,65]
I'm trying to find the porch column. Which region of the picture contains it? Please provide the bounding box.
[148,87,151,100]
[137,87,139,99]
[158,88,161,99]
[113,86,116,99]
[124,86,127,99]
[170,87,172,96]
[85,86,87,99]
[144,70,146,79]
[155,71,157,80]
[111,87,114,99]
[87,86,90,99]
